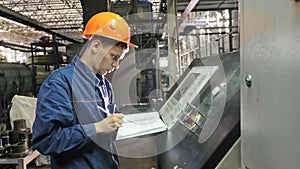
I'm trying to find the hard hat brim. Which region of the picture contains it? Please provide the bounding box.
[128,43,138,48]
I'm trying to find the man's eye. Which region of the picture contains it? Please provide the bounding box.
[111,54,119,60]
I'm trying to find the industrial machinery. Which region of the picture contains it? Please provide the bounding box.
[0,63,32,128]
[116,52,240,169]
[157,51,240,169]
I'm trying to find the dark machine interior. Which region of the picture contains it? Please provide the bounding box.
[157,51,240,169]
[117,51,240,169]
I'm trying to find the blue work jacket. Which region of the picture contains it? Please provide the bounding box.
[32,56,119,169]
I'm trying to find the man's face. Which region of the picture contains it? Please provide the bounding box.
[98,45,126,75]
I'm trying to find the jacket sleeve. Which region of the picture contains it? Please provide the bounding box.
[32,72,96,155]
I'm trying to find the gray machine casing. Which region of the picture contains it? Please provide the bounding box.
[241,0,300,169]
[158,52,240,169]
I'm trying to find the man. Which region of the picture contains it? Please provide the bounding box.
[32,12,137,169]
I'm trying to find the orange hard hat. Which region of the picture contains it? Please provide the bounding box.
[82,12,138,48]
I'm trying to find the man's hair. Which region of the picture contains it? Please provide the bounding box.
[79,35,128,57]
[90,35,128,50]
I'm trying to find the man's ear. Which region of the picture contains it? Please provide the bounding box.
[91,39,103,53]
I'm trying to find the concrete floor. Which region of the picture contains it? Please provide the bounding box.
[28,164,51,169]
[22,137,159,169]
[25,156,157,169]
[119,156,157,169]
[26,157,157,169]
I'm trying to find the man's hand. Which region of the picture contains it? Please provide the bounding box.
[94,113,124,134]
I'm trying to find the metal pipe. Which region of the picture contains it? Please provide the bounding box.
[167,0,178,86]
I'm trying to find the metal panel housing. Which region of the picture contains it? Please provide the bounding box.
[240,1,300,169]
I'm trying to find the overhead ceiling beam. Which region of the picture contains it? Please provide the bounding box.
[0,40,32,53]
[180,0,200,20]
[0,5,81,43]
[177,1,238,12]
[48,26,81,30]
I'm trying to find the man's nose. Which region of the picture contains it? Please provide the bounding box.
[112,60,120,69]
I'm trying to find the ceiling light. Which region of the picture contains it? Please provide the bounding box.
[0,29,8,32]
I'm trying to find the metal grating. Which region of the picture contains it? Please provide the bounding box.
[0,0,83,45]
[0,0,238,47]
